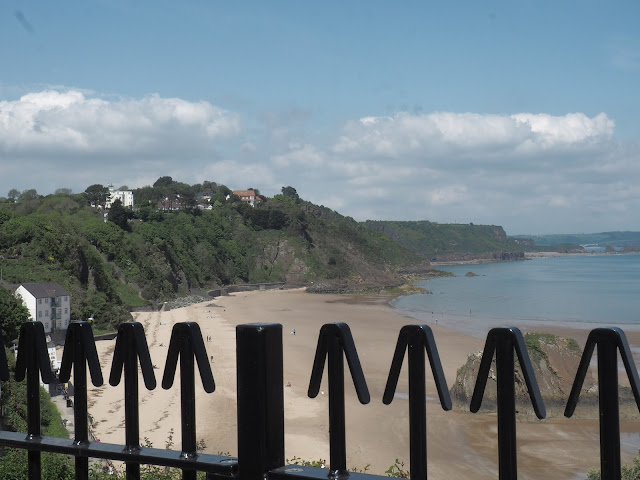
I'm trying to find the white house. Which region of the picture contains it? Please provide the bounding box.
[105,184,134,209]
[15,283,71,333]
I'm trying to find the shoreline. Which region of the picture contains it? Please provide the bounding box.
[82,288,640,479]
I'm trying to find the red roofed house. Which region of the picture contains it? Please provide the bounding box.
[232,190,264,207]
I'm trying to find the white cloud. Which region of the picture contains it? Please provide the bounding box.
[428,185,469,206]
[333,111,614,163]
[548,195,571,208]
[200,160,277,191]
[313,111,636,233]
[511,112,614,150]
[0,89,241,156]
[271,143,325,168]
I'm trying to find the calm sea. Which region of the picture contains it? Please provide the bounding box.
[391,254,640,338]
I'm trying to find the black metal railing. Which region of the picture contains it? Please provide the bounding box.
[0,319,639,480]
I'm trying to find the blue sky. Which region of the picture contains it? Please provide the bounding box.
[1,1,639,235]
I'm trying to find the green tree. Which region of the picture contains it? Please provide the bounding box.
[85,184,109,207]
[153,176,175,188]
[7,188,20,203]
[182,191,200,216]
[281,186,300,204]
[137,204,165,222]
[54,187,73,195]
[18,189,40,202]
[0,349,74,480]
[202,180,217,192]
[108,198,130,231]
[271,194,296,207]
[218,185,232,197]
[0,288,30,346]
[268,209,288,229]
[586,449,640,479]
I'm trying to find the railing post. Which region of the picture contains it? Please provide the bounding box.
[124,329,141,480]
[307,322,370,478]
[327,331,347,472]
[15,321,54,480]
[597,339,620,478]
[58,322,104,480]
[565,327,640,480]
[26,342,43,480]
[495,337,516,479]
[236,323,284,480]
[407,342,426,480]
[470,327,546,480]
[162,322,216,480]
[383,325,451,480]
[109,322,157,480]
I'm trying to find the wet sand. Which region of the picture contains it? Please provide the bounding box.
[86,288,640,479]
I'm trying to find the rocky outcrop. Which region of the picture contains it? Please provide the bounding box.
[450,333,614,419]
[396,262,435,275]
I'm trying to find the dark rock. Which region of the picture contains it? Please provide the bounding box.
[450,333,602,419]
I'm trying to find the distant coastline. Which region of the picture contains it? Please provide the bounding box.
[524,250,640,258]
[431,250,638,266]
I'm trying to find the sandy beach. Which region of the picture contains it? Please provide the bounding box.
[85,288,640,479]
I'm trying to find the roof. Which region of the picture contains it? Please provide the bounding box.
[18,283,69,299]
[233,190,257,197]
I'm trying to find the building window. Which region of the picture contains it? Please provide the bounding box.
[65,308,68,314]
[38,298,42,304]
[45,323,49,330]
[45,310,49,317]
[38,311,42,318]
[45,298,49,304]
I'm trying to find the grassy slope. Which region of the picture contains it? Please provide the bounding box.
[363,220,523,260]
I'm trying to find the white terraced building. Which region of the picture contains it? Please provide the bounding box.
[15,282,71,333]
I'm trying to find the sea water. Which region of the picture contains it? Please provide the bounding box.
[391,254,640,338]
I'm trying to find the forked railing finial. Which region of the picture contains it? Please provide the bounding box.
[564,327,640,480]
[383,324,451,480]
[470,327,546,480]
[308,322,370,478]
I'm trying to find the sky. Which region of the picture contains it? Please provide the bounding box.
[1,1,639,235]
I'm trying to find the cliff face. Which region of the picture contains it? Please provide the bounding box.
[450,334,596,418]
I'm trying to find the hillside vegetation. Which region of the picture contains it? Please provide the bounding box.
[0,348,73,479]
[0,182,427,332]
[363,220,524,262]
